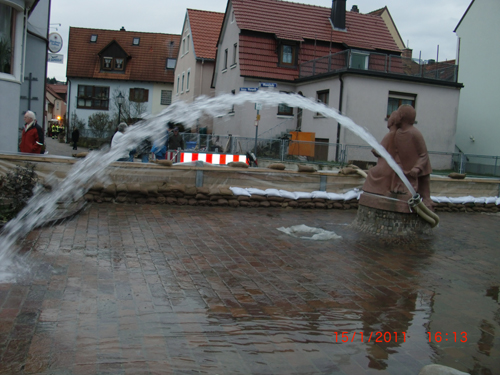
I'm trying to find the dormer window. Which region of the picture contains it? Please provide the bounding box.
[166,58,176,69]
[98,40,128,73]
[115,58,124,70]
[279,44,296,67]
[133,37,140,45]
[103,57,113,70]
[90,34,98,43]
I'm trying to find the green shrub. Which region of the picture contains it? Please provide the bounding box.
[0,163,38,223]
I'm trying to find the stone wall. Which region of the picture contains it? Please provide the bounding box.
[82,182,500,213]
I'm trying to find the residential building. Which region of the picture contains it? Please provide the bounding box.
[0,0,50,152]
[212,0,462,168]
[45,84,67,123]
[454,0,500,171]
[174,9,224,133]
[66,27,180,130]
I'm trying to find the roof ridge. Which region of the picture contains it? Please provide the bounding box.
[188,8,224,15]
[236,0,330,10]
[69,26,180,37]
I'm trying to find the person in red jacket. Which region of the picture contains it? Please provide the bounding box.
[19,111,44,154]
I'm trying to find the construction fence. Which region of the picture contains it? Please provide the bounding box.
[177,133,499,176]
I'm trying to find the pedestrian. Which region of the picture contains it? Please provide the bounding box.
[19,110,44,154]
[111,122,130,161]
[168,127,184,150]
[136,138,152,163]
[71,127,80,150]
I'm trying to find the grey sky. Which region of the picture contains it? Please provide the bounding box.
[47,0,471,81]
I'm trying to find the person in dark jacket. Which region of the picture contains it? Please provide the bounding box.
[19,111,44,154]
[167,127,184,150]
[72,127,80,150]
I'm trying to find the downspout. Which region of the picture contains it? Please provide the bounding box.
[21,8,29,82]
[67,79,72,135]
[199,58,204,97]
[335,73,344,162]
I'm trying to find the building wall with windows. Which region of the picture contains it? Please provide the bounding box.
[0,0,41,152]
[173,18,195,104]
[152,84,174,115]
[67,78,159,127]
[455,0,500,156]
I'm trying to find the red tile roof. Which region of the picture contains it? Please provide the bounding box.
[67,27,180,83]
[232,0,400,52]
[187,9,224,60]
[47,83,67,96]
[46,84,64,101]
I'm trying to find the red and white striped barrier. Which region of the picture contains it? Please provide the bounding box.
[180,152,248,165]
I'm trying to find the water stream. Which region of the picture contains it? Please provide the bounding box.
[0,91,415,271]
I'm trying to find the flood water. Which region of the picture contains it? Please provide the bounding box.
[0,206,498,374]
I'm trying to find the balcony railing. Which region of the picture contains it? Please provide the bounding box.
[299,50,458,83]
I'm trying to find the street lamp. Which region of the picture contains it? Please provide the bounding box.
[117,92,125,124]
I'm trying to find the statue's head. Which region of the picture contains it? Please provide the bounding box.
[398,104,416,126]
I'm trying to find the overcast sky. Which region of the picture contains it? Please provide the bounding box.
[46,0,471,81]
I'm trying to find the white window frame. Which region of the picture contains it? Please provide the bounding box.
[0,3,23,82]
[349,50,369,70]
[176,75,180,94]
[186,69,191,92]
[181,72,185,93]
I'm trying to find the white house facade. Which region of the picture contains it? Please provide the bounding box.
[455,0,500,161]
[0,0,48,153]
[212,0,463,169]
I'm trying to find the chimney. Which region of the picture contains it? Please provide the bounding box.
[351,5,359,13]
[120,26,126,31]
[330,0,346,30]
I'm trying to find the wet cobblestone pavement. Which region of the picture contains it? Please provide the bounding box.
[0,205,499,374]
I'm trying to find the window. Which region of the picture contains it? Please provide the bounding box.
[280,44,295,66]
[0,4,14,74]
[90,34,98,43]
[186,70,190,91]
[349,50,369,70]
[277,92,293,116]
[132,37,140,45]
[166,58,176,69]
[129,88,149,103]
[161,90,172,105]
[115,58,124,70]
[186,35,190,53]
[77,85,109,110]
[223,49,228,70]
[177,75,180,94]
[101,56,125,72]
[232,43,237,66]
[103,57,113,70]
[182,38,186,55]
[316,90,329,116]
[181,73,185,93]
[387,92,416,117]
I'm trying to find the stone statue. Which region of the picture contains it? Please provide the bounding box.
[361,110,400,197]
[359,105,433,212]
[392,104,432,208]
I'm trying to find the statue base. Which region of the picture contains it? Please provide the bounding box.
[353,204,433,237]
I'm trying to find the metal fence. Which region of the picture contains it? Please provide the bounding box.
[299,50,458,83]
[80,129,499,176]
